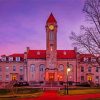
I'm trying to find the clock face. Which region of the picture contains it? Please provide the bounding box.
[49,25,54,30]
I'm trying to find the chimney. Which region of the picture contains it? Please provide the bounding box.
[26,47,30,52]
[24,52,27,60]
[74,47,77,52]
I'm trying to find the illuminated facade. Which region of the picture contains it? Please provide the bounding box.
[0,13,100,86]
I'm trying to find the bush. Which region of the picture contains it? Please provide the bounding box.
[16,88,41,94]
[77,82,90,87]
[0,89,9,95]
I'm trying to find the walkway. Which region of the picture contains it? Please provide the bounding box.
[18,90,100,100]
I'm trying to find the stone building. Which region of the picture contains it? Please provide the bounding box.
[0,13,100,86]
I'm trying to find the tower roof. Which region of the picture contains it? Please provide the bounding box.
[46,13,57,23]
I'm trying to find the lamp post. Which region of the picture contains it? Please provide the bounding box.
[65,62,71,95]
[66,67,71,95]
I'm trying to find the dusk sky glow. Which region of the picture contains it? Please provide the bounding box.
[0,0,86,55]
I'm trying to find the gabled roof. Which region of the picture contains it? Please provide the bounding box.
[9,54,24,58]
[57,50,76,59]
[46,13,57,23]
[27,50,76,59]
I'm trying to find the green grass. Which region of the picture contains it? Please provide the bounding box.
[60,88,100,95]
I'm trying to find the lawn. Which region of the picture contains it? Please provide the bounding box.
[0,87,42,99]
[0,98,16,100]
[60,88,100,95]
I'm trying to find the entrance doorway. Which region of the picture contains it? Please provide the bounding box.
[49,73,55,81]
[12,75,17,81]
[87,75,92,81]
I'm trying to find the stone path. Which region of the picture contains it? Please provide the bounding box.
[18,90,100,100]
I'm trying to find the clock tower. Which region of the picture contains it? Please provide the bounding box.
[45,13,58,82]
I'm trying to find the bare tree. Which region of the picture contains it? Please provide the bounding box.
[70,0,100,57]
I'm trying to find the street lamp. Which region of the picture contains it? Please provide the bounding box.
[65,63,71,95]
[66,68,71,95]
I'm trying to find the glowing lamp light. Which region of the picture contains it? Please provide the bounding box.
[67,68,71,72]
[57,75,59,78]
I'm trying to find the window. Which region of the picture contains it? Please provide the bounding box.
[0,75,2,80]
[96,67,99,72]
[39,65,45,71]
[81,76,84,81]
[1,57,6,61]
[58,65,64,71]
[19,75,23,81]
[0,67,2,72]
[83,57,88,62]
[91,58,96,62]
[13,66,16,71]
[81,66,84,72]
[6,67,9,72]
[96,76,99,80]
[30,64,35,72]
[9,57,13,61]
[49,32,54,41]
[20,66,23,73]
[16,57,20,62]
[6,75,9,80]
[88,67,92,72]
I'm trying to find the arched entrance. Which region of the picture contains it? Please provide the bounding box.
[49,73,55,81]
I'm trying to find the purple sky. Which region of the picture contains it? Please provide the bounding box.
[0,0,86,55]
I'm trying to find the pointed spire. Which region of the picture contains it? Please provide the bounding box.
[46,13,57,23]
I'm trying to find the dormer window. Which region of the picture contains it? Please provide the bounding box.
[16,57,20,62]
[1,57,6,61]
[83,57,88,62]
[9,57,13,61]
[91,57,96,62]
[64,51,66,55]
[37,51,40,55]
